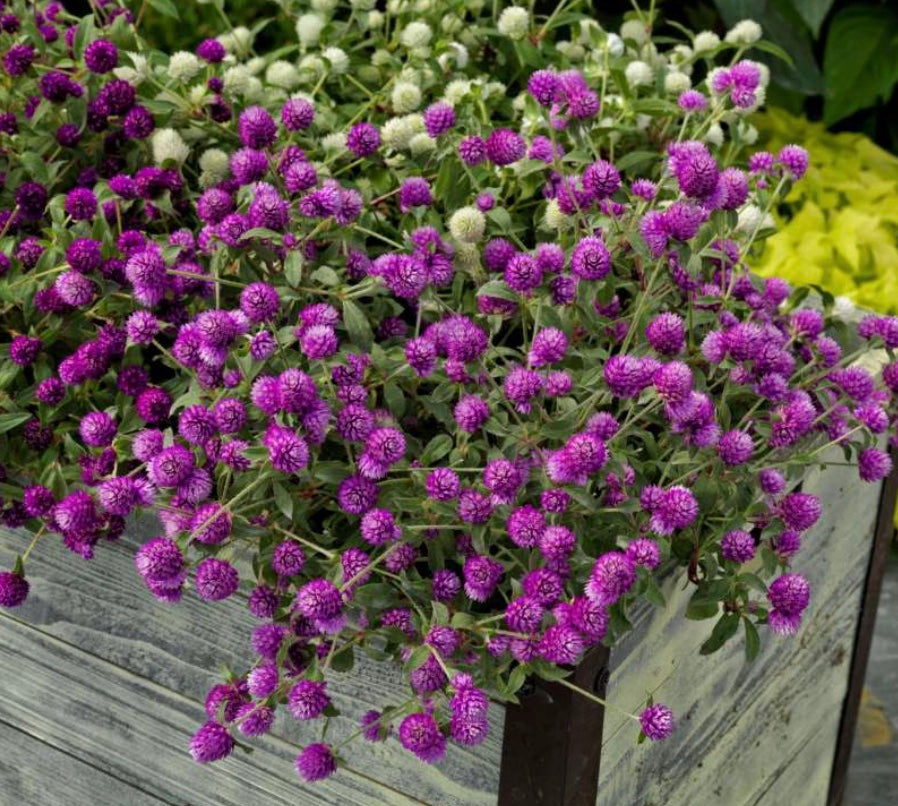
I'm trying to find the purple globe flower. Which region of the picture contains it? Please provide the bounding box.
[346,122,380,156]
[238,106,277,149]
[189,721,235,762]
[295,743,337,782]
[423,102,455,137]
[135,537,184,583]
[84,39,118,73]
[194,558,239,601]
[399,712,446,763]
[463,554,503,601]
[485,128,526,166]
[288,680,330,720]
[640,704,675,740]
[721,530,756,563]
[585,552,636,605]
[0,571,29,608]
[282,98,315,131]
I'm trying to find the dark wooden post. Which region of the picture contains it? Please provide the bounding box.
[827,453,898,806]
[498,644,610,806]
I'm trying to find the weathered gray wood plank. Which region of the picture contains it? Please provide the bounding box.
[0,719,167,806]
[596,456,879,806]
[0,521,503,805]
[0,613,430,806]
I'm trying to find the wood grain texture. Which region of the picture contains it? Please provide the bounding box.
[0,719,166,806]
[0,519,503,806]
[595,456,880,806]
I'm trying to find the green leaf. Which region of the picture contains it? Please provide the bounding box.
[685,599,720,620]
[342,299,374,351]
[330,646,356,673]
[147,0,180,18]
[700,612,741,654]
[822,5,898,124]
[383,382,406,418]
[403,645,431,672]
[743,617,761,662]
[792,0,835,37]
[0,412,31,434]
[272,482,294,520]
[421,434,453,464]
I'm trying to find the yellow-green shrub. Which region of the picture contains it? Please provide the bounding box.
[753,108,898,313]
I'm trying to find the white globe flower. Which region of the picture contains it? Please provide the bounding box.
[704,123,725,147]
[219,26,253,57]
[443,78,472,105]
[222,66,251,97]
[625,60,653,87]
[299,55,325,78]
[605,32,625,56]
[199,148,230,179]
[619,19,647,46]
[415,0,435,12]
[168,51,201,81]
[497,6,530,40]
[736,204,773,233]
[266,61,301,90]
[543,199,569,230]
[311,0,338,13]
[725,19,763,44]
[323,47,350,74]
[366,10,385,28]
[441,14,463,35]
[664,71,691,93]
[740,123,759,145]
[454,242,481,271]
[400,21,433,49]
[322,132,348,152]
[437,42,469,71]
[152,129,190,166]
[392,81,422,113]
[448,207,486,243]
[296,13,326,48]
[245,57,266,76]
[188,85,208,106]
[243,77,264,103]
[381,116,416,150]
[350,0,375,8]
[113,66,142,85]
[693,31,721,53]
[482,81,507,100]
[409,132,437,156]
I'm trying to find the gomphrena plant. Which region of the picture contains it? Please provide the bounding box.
[0,0,896,782]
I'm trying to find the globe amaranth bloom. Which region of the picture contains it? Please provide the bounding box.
[767,573,811,635]
[720,530,755,563]
[288,679,331,720]
[0,571,29,608]
[640,704,675,740]
[195,558,239,601]
[346,122,380,157]
[296,578,344,632]
[586,551,636,605]
[189,721,235,763]
[295,743,337,782]
[399,712,446,763]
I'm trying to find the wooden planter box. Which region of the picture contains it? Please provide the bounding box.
[0,451,894,806]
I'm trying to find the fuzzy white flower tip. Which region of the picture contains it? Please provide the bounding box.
[400,21,433,49]
[391,81,422,113]
[725,19,763,44]
[625,60,653,88]
[323,47,349,75]
[152,129,190,166]
[619,19,648,46]
[693,31,721,53]
[168,51,201,82]
[497,7,530,40]
[296,13,326,48]
[449,207,486,243]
